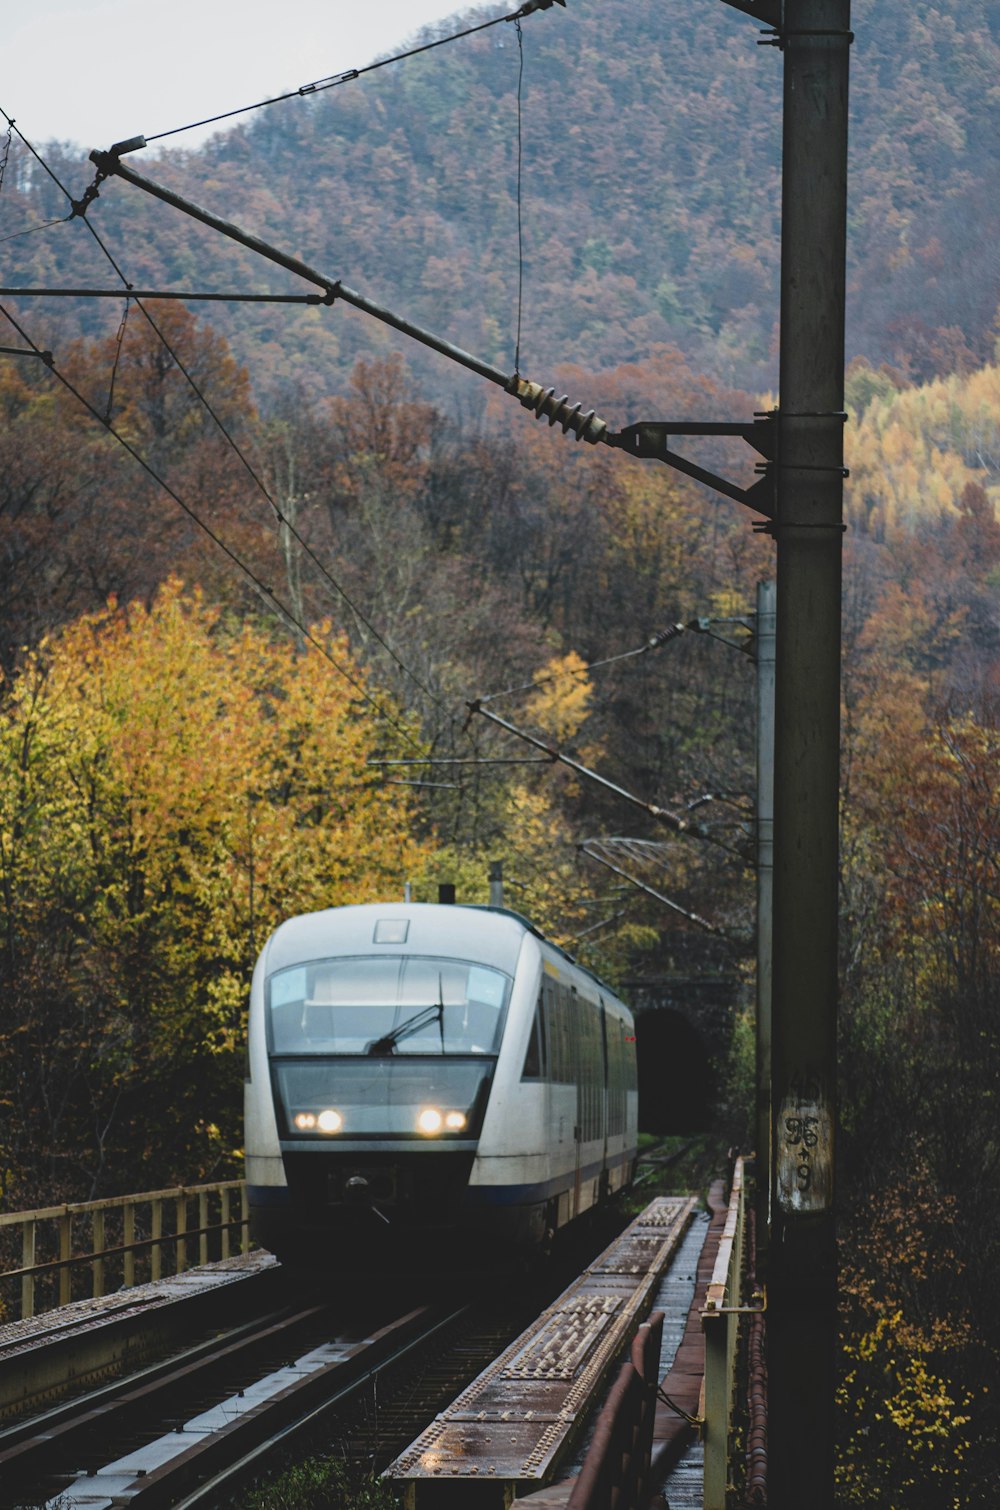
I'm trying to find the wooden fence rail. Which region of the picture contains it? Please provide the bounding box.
[0,1180,249,1322]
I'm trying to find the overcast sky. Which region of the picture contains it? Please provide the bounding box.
[5,0,479,153]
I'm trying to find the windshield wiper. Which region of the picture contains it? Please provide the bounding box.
[365,978,446,1056]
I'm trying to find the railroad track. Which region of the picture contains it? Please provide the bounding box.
[0,1292,466,1508]
[1,1214,635,1507]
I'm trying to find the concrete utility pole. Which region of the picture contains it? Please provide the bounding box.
[769,2,851,1504]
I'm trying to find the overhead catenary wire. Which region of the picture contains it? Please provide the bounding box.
[0,299,424,751]
[103,293,132,426]
[513,15,525,376]
[0,216,73,245]
[126,0,567,149]
[466,699,747,860]
[0,113,448,714]
[579,840,727,938]
[480,623,693,705]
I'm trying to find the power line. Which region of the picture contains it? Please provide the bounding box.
[0,115,448,713]
[0,216,72,245]
[466,698,747,859]
[513,15,526,376]
[480,624,693,705]
[131,0,567,149]
[0,299,424,750]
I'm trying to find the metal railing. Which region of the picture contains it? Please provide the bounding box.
[702,1155,753,1509]
[0,1180,249,1322]
[568,1310,665,1509]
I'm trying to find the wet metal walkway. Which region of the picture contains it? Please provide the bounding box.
[385,1196,695,1507]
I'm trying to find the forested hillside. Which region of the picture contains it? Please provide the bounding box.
[1,1,999,1500]
[1,0,996,398]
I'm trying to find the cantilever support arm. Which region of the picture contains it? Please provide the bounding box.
[466,700,745,857]
[609,418,777,517]
[85,150,777,503]
[89,148,513,390]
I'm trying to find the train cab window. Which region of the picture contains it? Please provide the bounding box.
[267,956,510,1055]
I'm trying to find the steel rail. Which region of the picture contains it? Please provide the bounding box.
[92,1303,469,1509]
[0,1300,332,1483]
[2,1298,469,1509]
[163,1302,473,1509]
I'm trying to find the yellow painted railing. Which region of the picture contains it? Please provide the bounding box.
[0,1181,249,1322]
[702,1156,750,1509]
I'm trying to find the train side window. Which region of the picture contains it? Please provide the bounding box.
[521,996,546,1080]
[540,996,549,1081]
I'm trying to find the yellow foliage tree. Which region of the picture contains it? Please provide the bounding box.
[846,362,1000,539]
[0,580,429,1199]
[524,651,594,745]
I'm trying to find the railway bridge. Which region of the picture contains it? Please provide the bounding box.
[0,1161,756,1508]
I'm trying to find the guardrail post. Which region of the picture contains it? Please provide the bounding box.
[91,1207,105,1298]
[175,1191,188,1274]
[21,1219,36,1320]
[199,1190,209,1266]
[151,1197,163,1281]
[123,1202,136,1287]
[58,1208,72,1307]
[220,1187,231,1259]
[703,1310,729,1509]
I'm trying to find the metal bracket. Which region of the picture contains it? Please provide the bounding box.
[720,0,781,27]
[703,1287,767,1317]
[607,414,776,518]
[0,344,53,364]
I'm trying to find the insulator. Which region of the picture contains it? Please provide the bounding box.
[108,136,147,158]
[510,378,609,445]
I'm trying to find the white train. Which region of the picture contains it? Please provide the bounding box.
[244,901,638,1265]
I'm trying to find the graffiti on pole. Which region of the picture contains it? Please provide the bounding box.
[776,1078,833,1214]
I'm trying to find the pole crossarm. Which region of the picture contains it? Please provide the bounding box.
[0,343,53,363]
[84,148,621,444]
[720,0,782,26]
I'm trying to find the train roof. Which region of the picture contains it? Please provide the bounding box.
[262,902,535,978]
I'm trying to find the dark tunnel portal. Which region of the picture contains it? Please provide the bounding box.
[636,1009,713,1133]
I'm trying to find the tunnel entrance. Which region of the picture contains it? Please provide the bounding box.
[635,1008,714,1133]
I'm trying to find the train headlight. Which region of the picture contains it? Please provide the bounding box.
[417,1107,443,1135]
[445,1111,467,1131]
[293,1112,316,1130]
[317,1109,343,1134]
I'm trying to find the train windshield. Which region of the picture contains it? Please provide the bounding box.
[267,955,510,1056]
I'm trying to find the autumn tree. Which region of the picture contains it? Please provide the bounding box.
[0,580,429,1204]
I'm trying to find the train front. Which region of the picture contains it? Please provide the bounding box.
[244,903,521,1267]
